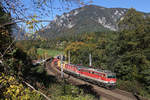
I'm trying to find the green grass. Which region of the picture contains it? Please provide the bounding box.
[37,48,64,57]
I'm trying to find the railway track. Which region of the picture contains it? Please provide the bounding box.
[45,62,147,100]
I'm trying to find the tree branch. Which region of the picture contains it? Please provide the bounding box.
[23,81,51,100]
[0,39,15,58]
[0,19,51,28]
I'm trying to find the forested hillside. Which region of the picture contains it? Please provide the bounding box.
[14,8,150,98]
[64,8,150,97]
[1,0,150,99]
[20,8,150,98]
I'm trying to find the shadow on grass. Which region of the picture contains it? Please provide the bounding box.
[26,65,58,88]
[77,84,100,100]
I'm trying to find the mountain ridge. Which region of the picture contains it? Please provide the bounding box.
[38,5,149,39]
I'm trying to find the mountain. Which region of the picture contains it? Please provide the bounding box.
[12,25,26,40]
[38,5,146,38]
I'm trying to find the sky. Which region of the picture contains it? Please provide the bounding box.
[23,0,150,20]
[91,0,150,13]
[50,0,150,18]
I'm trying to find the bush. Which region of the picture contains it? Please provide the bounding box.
[0,73,42,100]
[49,82,95,100]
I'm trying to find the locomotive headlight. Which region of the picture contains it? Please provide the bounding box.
[110,81,114,83]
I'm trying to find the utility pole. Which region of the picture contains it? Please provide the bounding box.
[68,50,70,64]
[61,55,64,78]
[89,53,92,66]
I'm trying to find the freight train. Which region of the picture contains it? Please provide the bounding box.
[52,56,116,89]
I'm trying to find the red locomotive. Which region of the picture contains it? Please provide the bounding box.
[52,57,116,89]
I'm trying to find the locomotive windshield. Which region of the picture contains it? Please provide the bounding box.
[107,73,116,78]
[107,75,116,78]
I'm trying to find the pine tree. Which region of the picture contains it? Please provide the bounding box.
[118,8,145,31]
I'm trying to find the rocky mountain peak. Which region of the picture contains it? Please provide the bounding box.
[39,5,128,38]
